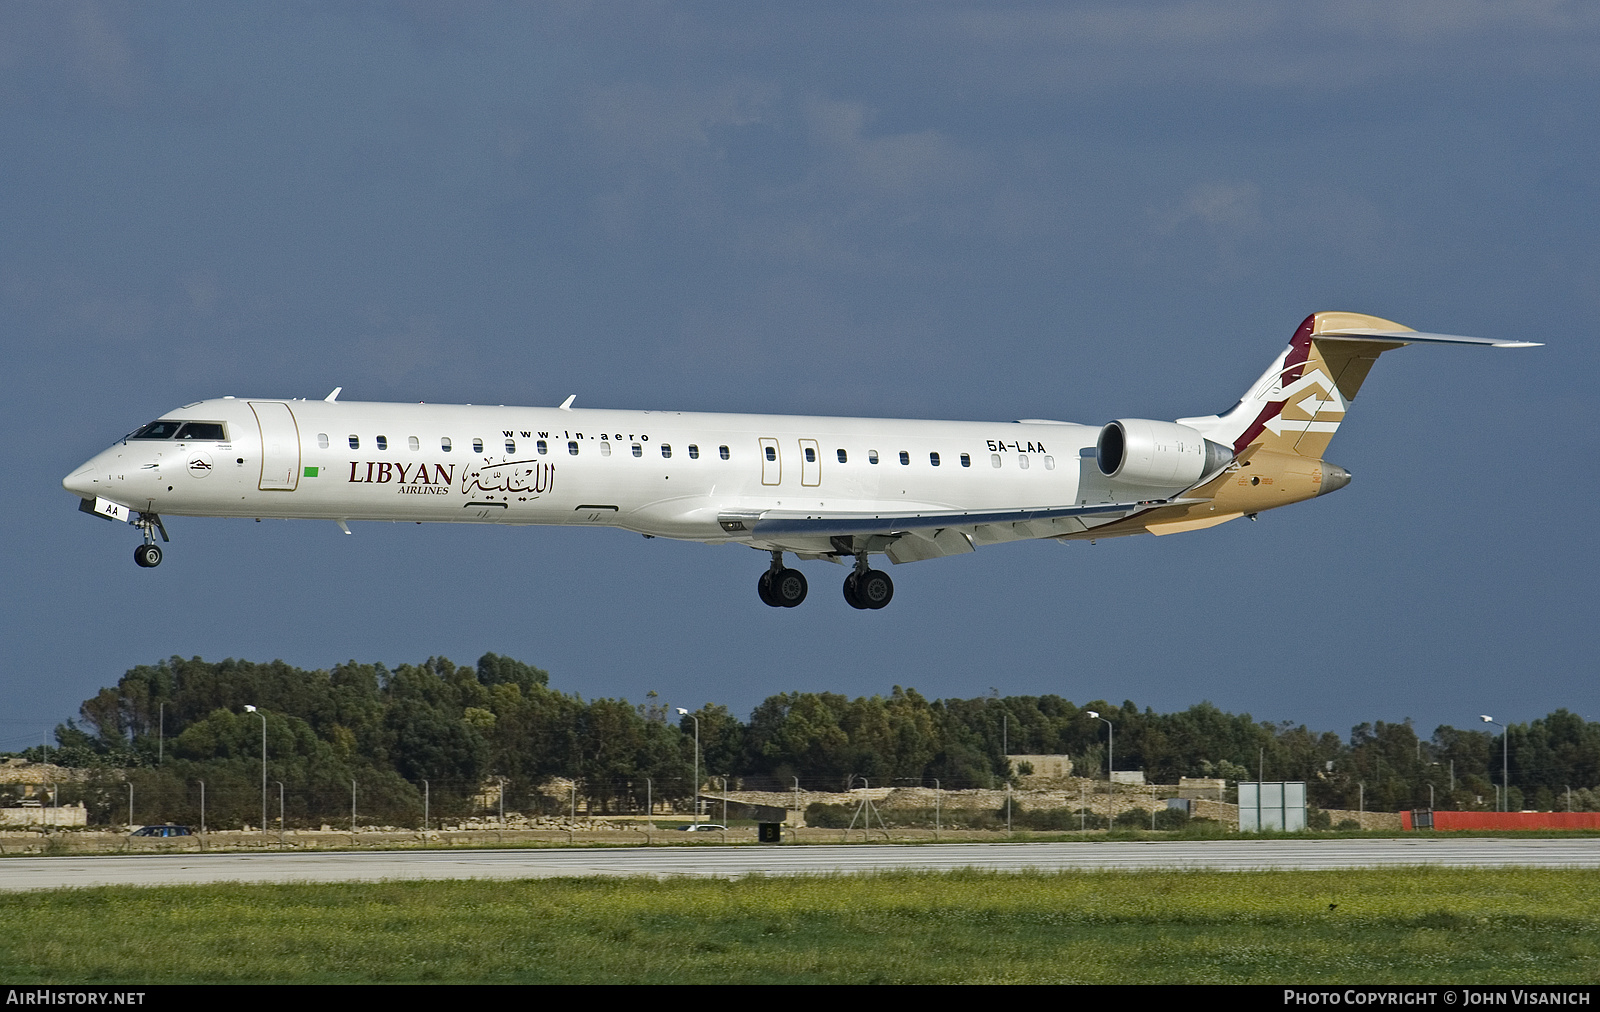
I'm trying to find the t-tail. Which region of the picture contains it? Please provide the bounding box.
[1082,311,1539,538]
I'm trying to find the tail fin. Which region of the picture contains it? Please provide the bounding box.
[1178,311,1538,459]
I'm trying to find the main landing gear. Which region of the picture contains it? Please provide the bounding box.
[756,550,894,609]
[131,512,169,568]
[757,551,808,608]
[843,556,893,610]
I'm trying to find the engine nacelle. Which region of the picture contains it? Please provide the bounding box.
[1096,419,1234,489]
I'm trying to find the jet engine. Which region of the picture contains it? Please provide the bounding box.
[1096,419,1234,489]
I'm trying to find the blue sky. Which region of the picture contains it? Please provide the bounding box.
[2,2,1593,752]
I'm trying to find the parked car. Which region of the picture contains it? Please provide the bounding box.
[679,823,727,832]
[130,824,193,837]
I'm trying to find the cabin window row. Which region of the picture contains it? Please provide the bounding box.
[315,434,1051,471]
[317,433,732,461]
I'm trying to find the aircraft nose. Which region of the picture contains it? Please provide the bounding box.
[63,461,98,499]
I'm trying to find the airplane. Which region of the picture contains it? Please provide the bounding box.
[63,311,1536,609]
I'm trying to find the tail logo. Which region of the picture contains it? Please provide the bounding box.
[1263,368,1347,438]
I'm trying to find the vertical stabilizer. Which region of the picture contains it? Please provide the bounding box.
[1178,312,1412,459]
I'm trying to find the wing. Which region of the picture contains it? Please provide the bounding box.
[723,498,1200,564]
[747,499,1186,537]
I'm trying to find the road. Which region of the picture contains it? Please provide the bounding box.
[1,838,1597,891]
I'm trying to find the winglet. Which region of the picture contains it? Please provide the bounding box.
[558,394,576,411]
[324,387,342,403]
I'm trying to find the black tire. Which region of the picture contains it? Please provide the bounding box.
[134,544,162,568]
[773,567,808,607]
[757,570,780,607]
[857,569,893,609]
[842,573,869,610]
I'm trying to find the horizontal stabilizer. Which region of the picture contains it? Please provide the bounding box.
[1317,328,1542,349]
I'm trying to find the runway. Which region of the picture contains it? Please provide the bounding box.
[1,838,1598,891]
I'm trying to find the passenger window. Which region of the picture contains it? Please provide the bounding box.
[376,436,388,450]
[661,444,672,458]
[633,444,643,457]
[960,453,971,467]
[408,436,420,451]
[991,454,1001,468]
[836,449,847,463]
[899,451,910,465]
[719,445,730,460]
[601,441,612,457]
[804,447,816,463]
[1018,455,1030,470]
[537,440,548,455]
[1044,455,1055,470]
[349,435,360,450]
[765,446,776,462]
[869,450,879,464]
[568,441,579,455]
[506,439,516,454]
[473,439,483,453]
[441,437,452,452]
[930,452,940,466]
[317,433,330,449]
[688,444,699,459]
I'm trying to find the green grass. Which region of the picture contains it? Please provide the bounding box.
[2,869,1597,983]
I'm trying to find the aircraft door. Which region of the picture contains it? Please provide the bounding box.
[250,401,301,491]
[799,438,821,487]
[759,437,781,485]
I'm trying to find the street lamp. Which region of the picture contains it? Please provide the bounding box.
[1087,710,1114,825]
[244,705,266,835]
[676,708,700,825]
[1481,716,1509,812]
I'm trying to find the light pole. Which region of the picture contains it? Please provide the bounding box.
[676,708,700,825]
[1087,711,1113,826]
[244,705,266,835]
[158,701,165,766]
[1481,716,1509,812]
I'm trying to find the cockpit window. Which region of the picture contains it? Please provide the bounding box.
[174,422,226,441]
[129,420,184,439]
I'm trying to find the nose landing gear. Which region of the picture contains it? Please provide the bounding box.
[758,551,807,607]
[131,512,169,568]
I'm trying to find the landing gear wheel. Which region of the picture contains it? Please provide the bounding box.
[771,567,808,607]
[757,570,779,607]
[134,543,162,568]
[856,568,893,609]
[843,572,868,610]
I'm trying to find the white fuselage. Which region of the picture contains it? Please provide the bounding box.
[64,397,1157,557]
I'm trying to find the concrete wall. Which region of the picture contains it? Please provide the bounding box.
[0,805,87,827]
